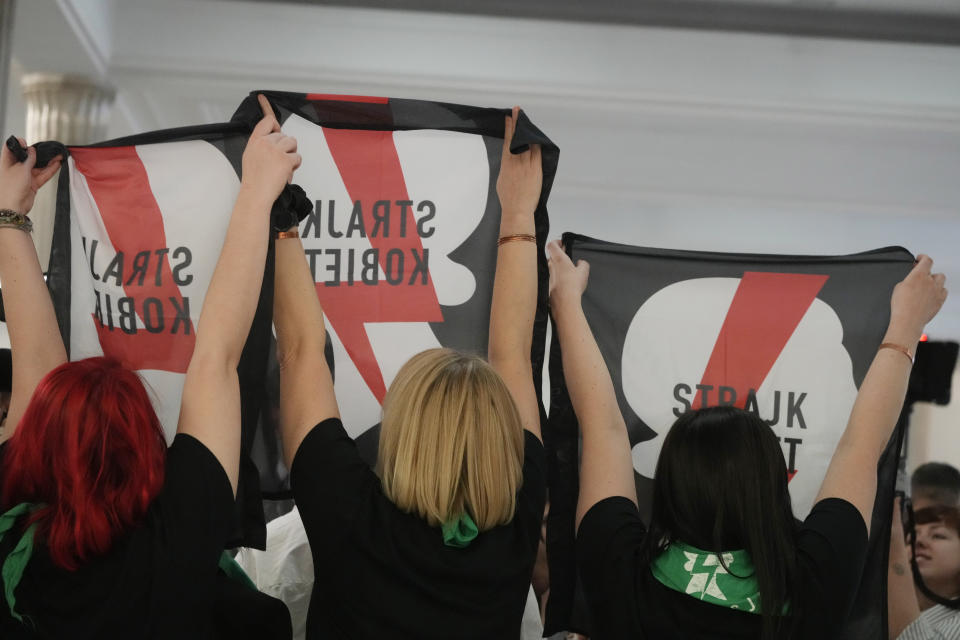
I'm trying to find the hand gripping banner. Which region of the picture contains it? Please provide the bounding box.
[45,91,558,545]
[545,233,913,639]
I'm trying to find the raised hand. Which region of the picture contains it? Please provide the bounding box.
[0,137,63,214]
[240,94,302,206]
[496,106,542,220]
[888,254,948,343]
[547,240,590,310]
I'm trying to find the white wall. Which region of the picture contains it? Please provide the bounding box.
[908,363,960,474]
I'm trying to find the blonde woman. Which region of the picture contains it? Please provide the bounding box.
[273,107,545,639]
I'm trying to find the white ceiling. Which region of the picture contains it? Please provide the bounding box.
[4,0,960,339]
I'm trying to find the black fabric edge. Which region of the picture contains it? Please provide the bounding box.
[47,166,73,358]
[227,235,276,551]
[232,91,559,147]
[871,412,908,639]
[562,232,914,264]
[544,251,590,634]
[232,92,561,214]
[65,122,251,150]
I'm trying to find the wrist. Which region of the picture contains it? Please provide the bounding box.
[882,321,923,350]
[550,294,583,320]
[238,181,278,210]
[499,208,535,229]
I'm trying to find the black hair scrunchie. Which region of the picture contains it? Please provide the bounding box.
[270,183,313,233]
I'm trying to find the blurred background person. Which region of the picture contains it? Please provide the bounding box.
[889,498,960,638]
[913,463,960,511]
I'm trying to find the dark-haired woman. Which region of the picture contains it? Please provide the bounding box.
[0,95,296,638]
[547,239,947,640]
[889,500,960,639]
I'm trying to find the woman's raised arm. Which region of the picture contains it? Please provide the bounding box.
[176,95,301,493]
[272,226,340,469]
[488,107,543,441]
[0,139,65,442]
[547,241,637,528]
[816,256,947,533]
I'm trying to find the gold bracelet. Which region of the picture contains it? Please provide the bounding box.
[878,342,914,365]
[275,229,300,239]
[497,233,536,247]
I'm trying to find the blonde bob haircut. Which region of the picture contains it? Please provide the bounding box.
[377,348,525,531]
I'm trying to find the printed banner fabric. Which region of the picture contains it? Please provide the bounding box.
[544,233,913,639]
[46,92,559,547]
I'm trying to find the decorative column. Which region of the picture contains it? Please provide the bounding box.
[21,73,115,270]
[0,0,15,134]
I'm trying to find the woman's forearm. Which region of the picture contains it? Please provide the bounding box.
[0,200,67,438]
[274,235,327,369]
[273,234,339,467]
[552,299,622,436]
[840,320,920,462]
[888,561,922,639]
[488,210,537,368]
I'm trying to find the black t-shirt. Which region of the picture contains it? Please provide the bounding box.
[291,418,547,640]
[0,435,292,640]
[577,496,868,640]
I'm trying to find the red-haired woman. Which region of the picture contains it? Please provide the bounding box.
[0,95,297,638]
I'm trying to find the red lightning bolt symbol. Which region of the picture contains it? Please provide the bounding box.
[71,146,196,373]
[693,271,830,482]
[319,127,443,403]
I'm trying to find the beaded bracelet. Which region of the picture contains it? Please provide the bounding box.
[0,209,33,233]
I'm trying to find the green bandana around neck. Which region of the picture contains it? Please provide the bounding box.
[0,502,42,624]
[651,540,761,614]
[441,512,478,548]
[218,551,257,590]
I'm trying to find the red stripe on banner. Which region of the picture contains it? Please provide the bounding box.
[306,94,389,104]
[71,147,196,373]
[319,128,443,403]
[694,271,828,411]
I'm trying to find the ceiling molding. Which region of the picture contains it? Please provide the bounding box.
[100,2,960,134]
[55,0,110,78]
[105,61,960,135]
[259,0,960,46]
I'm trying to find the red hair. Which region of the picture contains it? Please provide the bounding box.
[1,357,166,570]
